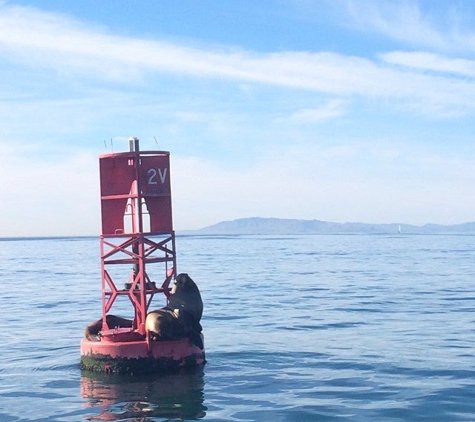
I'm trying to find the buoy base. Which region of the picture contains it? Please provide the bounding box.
[80,335,205,374]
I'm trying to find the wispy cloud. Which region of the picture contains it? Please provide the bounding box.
[381,51,475,78]
[285,99,347,123]
[1,3,475,117]
[343,0,475,53]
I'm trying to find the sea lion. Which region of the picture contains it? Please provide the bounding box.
[145,308,203,349]
[168,273,203,322]
[84,315,133,341]
[145,273,204,348]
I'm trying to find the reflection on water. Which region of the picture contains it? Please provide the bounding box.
[81,367,207,421]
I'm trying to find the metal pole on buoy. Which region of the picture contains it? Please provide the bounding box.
[80,138,205,374]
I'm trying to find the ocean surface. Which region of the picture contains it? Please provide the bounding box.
[0,234,474,421]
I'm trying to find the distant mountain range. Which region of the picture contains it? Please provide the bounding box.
[184,217,475,235]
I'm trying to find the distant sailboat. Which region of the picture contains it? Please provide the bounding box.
[398,225,402,234]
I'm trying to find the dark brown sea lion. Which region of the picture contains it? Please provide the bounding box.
[145,273,204,348]
[168,273,203,322]
[84,315,133,341]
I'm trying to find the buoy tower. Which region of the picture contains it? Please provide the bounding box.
[80,138,205,374]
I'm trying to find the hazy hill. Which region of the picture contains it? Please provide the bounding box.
[186,217,475,235]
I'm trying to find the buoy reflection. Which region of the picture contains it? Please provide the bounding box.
[81,367,206,421]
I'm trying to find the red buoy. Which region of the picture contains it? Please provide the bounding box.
[80,138,205,374]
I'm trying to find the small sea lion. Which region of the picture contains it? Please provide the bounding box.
[168,273,203,322]
[84,315,133,341]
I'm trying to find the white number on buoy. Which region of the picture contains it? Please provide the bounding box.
[147,168,168,185]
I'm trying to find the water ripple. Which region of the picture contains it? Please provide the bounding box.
[1,235,475,421]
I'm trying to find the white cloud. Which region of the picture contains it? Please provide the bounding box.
[286,99,347,123]
[381,51,475,78]
[343,0,475,53]
[1,3,475,117]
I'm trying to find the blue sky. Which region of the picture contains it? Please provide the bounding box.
[1,0,475,236]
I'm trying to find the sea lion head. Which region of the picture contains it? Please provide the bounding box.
[168,273,203,322]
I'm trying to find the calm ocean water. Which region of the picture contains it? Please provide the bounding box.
[0,234,474,421]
